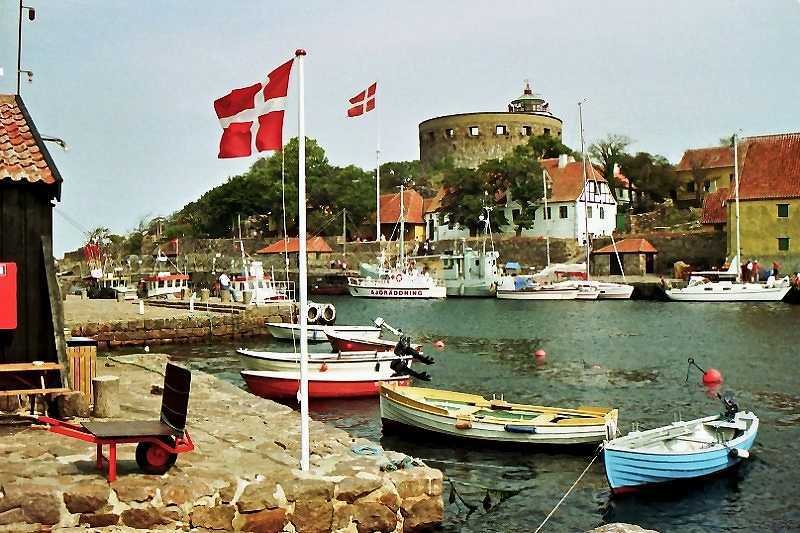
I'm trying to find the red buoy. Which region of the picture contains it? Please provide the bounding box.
[702,368,723,385]
[433,340,445,350]
[534,349,546,358]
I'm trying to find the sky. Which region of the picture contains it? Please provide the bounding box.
[1,0,799,255]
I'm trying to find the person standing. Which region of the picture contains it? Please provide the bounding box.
[752,259,760,282]
[745,259,753,283]
[218,272,231,295]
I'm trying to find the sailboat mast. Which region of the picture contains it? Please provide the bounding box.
[375,100,381,242]
[578,101,590,281]
[342,208,347,257]
[399,184,405,265]
[543,168,551,267]
[733,132,742,281]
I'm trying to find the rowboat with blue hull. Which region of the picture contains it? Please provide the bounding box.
[603,410,758,494]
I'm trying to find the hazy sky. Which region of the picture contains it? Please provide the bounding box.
[1,0,799,255]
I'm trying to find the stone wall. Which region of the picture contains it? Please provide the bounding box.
[593,231,726,274]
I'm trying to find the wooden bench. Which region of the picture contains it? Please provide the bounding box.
[0,363,69,413]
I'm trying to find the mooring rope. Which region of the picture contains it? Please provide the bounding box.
[534,446,602,533]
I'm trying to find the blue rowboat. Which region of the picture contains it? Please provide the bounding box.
[603,410,758,494]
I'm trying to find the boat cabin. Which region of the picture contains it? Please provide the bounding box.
[141,273,190,299]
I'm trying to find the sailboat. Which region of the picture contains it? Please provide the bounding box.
[347,184,447,299]
[665,134,791,302]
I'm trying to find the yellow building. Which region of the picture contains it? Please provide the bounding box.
[726,133,800,268]
[674,146,734,207]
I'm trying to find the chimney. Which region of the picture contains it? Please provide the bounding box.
[558,153,569,169]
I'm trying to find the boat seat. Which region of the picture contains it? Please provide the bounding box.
[529,413,557,424]
[706,419,747,431]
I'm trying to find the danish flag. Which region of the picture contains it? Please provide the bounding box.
[214,58,294,158]
[347,82,377,117]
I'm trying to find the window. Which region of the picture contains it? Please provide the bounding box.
[778,204,789,218]
[522,125,532,136]
[445,128,455,138]
[559,206,568,219]
[778,237,790,251]
[586,206,593,218]
[703,180,711,192]
[512,208,521,220]
[468,126,479,137]
[599,207,605,219]
[543,128,551,136]
[546,207,552,220]
[495,125,507,135]
[687,181,696,193]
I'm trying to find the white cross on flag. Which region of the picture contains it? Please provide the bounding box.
[347,82,377,117]
[214,58,294,158]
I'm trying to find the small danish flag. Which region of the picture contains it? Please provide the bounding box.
[347,82,377,117]
[214,58,294,158]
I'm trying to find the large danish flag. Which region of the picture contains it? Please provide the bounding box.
[214,58,294,158]
[347,82,377,117]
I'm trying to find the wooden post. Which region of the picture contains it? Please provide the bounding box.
[92,375,119,418]
[42,237,70,390]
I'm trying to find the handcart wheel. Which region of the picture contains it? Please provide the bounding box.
[135,436,178,474]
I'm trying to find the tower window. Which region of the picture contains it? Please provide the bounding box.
[777,204,789,218]
[495,125,507,135]
[468,126,479,137]
[543,128,551,136]
[522,126,532,136]
[445,128,455,138]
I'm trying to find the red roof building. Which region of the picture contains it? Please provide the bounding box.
[540,157,606,202]
[593,238,657,254]
[675,146,734,172]
[378,189,425,223]
[256,236,333,254]
[736,133,800,201]
[592,238,657,275]
[700,188,729,227]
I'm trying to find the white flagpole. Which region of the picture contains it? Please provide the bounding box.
[294,48,310,472]
[375,82,381,242]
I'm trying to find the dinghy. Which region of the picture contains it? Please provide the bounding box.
[325,331,422,354]
[603,398,758,494]
[266,322,381,343]
[380,384,618,445]
[237,348,412,373]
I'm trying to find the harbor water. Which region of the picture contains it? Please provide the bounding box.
[154,297,800,532]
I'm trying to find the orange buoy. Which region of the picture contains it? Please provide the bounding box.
[534,349,546,358]
[702,368,723,385]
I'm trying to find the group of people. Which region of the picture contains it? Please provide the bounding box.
[740,259,780,283]
[412,238,435,256]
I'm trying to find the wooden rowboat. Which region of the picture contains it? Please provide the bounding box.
[603,410,758,494]
[325,331,422,353]
[379,383,618,445]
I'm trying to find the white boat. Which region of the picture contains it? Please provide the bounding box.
[230,262,294,305]
[266,322,382,343]
[665,133,789,303]
[557,279,632,299]
[604,409,758,494]
[496,275,579,300]
[380,383,618,445]
[348,184,447,300]
[237,348,411,373]
[142,272,190,299]
[665,278,791,302]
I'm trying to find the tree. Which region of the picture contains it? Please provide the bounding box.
[588,134,632,189]
[618,152,676,209]
[719,135,735,148]
[440,167,490,235]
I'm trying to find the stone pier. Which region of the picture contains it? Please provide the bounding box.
[0,354,443,531]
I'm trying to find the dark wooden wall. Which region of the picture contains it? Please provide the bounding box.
[0,183,57,366]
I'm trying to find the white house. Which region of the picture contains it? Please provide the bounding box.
[500,154,617,243]
[423,188,471,241]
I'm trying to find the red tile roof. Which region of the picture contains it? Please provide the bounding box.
[0,94,62,197]
[735,133,800,201]
[700,188,729,224]
[423,188,447,214]
[256,236,333,254]
[594,238,657,254]
[541,158,606,202]
[378,189,424,224]
[675,146,733,172]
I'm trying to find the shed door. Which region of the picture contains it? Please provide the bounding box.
[610,255,623,275]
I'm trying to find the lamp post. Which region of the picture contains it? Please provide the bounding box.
[17,1,36,95]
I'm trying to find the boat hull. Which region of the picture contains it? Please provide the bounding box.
[496,289,578,300]
[237,349,409,373]
[604,413,758,493]
[325,332,421,353]
[266,323,382,342]
[665,284,790,302]
[347,284,447,299]
[445,283,497,298]
[241,371,410,399]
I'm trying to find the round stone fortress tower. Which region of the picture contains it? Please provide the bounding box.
[419,82,562,169]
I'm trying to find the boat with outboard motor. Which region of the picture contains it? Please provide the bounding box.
[604,393,758,494]
[380,383,618,445]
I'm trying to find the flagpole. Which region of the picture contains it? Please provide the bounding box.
[295,48,310,472]
[375,83,381,242]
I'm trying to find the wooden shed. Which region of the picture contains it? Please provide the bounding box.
[592,238,657,276]
[0,94,67,393]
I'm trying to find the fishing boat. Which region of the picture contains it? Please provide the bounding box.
[141,272,190,299]
[266,322,381,343]
[237,348,412,373]
[604,401,758,494]
[380,383,618,445]
[348,185,447,299]
[241,369,411,400]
